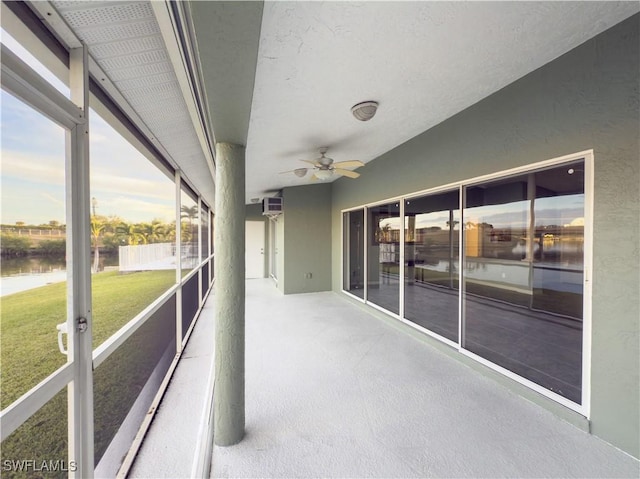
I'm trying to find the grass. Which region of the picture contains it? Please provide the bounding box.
[0,270,176,476]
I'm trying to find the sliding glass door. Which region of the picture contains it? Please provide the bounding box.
[463,160,585,403]
[342,155,589,408]
[404,191,460,341]
[367,203,401,314]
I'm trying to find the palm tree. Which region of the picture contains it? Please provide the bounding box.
[136,220,167,244]
[90,217,105,273]
[150,219,167,242]
[116,222,145,245]
[164,221,177,242]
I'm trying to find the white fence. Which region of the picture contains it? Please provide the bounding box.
[119,243,175,272]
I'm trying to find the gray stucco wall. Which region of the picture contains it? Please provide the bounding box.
[331,15,639,457]
[281,183,332,294]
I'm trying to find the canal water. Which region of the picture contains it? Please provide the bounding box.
[0,256,118,297]
[1,257,66,296]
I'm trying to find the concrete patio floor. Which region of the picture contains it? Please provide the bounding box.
[131,279,639,478]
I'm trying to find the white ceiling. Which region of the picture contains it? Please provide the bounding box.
[244,1,639,203]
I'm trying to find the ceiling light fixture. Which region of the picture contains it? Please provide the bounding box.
[315,169,334,180]
[351,101,379,121]
[294,168,307,177]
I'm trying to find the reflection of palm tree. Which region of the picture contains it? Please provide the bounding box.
[446,220,459,229]
[180,222,192,242]
[181,205,198,224]
[376,223,392,243]
[181,205,198,245]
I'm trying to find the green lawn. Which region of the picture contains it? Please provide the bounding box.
[0,270,176,477]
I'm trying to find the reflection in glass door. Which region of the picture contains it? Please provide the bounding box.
[367,203,401,314]
[404,191,460,341]
[463,160,585,403]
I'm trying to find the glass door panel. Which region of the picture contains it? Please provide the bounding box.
[343,210,365,298]
[180,190,199,276]
[463,161,585,403]
[404,190,460,341]
[367,202,400,314]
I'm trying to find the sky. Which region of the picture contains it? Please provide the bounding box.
[1,30,175,226]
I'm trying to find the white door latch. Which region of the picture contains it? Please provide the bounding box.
[56,322,68,355]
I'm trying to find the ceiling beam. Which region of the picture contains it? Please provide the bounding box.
[189,1,264,146]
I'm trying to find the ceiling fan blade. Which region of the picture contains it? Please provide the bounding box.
[310,174,319,182]
[332,160,364,169]
[334,168,360,179]
[279,168,308,176]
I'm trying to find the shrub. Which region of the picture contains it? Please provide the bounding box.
[36,239,66,256]
[0,233,32,256]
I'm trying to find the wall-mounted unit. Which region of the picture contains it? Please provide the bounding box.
[262,197,283,216]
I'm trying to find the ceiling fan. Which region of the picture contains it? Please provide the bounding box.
[280,147,364,181]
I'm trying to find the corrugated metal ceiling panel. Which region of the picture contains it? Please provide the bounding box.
[51,0,214,205]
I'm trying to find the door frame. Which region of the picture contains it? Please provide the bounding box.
[245,220,266,278]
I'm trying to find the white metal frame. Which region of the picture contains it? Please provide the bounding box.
[342,212,349,292]
[175,170,184,350]
[1,12,218,478]
[399,199,406,319]
[0,45,78,128]
[340,150,594,417]
[268,215,279,283]
[0,363,74,441]
[0,39,94,476]
[66,44,94,478]
[581,152,594,416]
[198,197,203,306]
[211,210,215,285]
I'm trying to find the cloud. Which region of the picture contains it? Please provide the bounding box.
[40,192,65,207]
[1,91,67,156]
[1,150,65,186]
[91,168,173,200]
[1,181,65,225]
[103,195,174,223]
